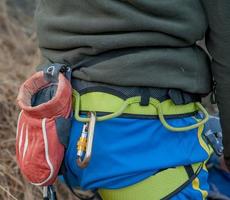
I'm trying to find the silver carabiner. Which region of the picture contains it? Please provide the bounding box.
[77,112,96,168]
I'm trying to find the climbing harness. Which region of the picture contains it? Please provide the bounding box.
[15,68,215,200]
[71,89,209,169]
[73,90,209,131]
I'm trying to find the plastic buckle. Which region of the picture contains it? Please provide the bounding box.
[204,130,224,156]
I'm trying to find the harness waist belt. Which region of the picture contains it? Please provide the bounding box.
[74,90,198,117]
[71,79,201,105]
[73,90,209,132]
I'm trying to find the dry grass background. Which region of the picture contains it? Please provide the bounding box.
[0,1,80,199]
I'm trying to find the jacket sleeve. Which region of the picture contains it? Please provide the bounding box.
[201,1,230,160]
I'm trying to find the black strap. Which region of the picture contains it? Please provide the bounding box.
[55,115,72,148]
[168,89,201,105]
[162,163,203,200]
[140,88,150,106]
[72,79,200,105]
[184,165,195,179]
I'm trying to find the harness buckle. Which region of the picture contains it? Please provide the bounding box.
[77,112,96,168]
[204,130,224,156]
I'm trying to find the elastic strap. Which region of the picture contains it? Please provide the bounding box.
[157,102,209,132]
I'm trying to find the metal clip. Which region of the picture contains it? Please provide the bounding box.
[204,130,224,156]
[77,112,96,168]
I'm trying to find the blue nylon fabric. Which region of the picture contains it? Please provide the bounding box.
[171,168,209,200]
[208,167,230,197]
[65,116,209,190]
[208,155,230,198]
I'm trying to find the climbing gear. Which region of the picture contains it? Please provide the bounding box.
[16,64,72,186]
[77,124,89,165]
[99,162,203,200]
[77,112,96,168]
[71,80,209,174]
[203,115,224,156]
[71,79,201,106]
[64,81,210,197]
[73,90,209,131]
[204,130,223,156]
[64,115,211,196]
[15,69,210,199]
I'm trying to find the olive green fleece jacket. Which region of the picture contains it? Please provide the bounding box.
[35,0,230,160]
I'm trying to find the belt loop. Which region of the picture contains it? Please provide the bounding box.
[168,89,201,105]
[140,87,150,106]
[168,89,184,105]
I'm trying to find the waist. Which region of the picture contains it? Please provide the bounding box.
[72,79,201,119]
[71,46,212,94]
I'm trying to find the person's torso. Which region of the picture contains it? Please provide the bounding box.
[35,0,211,94]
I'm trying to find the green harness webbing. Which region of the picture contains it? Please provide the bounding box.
[98,162,203,200]
[73,90,209,132]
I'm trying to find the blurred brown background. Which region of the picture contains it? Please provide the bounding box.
[0,0,78,199]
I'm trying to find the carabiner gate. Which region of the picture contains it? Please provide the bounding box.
[77,112,96,168]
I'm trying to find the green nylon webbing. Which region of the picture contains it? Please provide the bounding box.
[156,102,209,132]
[73,90,209,132]
[98,163,202,200]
